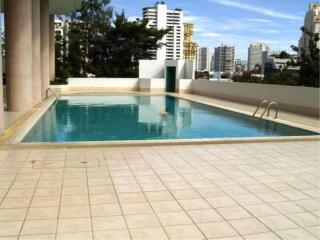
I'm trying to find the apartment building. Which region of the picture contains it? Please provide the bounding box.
[248,43,269,71]
[143,2,184,60]
[183,22,198,60]
[298,3,320,56]
[197,47,211,71]
[214,45,235,73]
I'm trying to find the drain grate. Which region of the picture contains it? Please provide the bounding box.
[80,161,88,164]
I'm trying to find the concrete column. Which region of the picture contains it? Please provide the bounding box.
[49,15,56,82]
[4,0,34,111]
[32,0,42,105]
[40,0,50,98]
[0,8,5,134]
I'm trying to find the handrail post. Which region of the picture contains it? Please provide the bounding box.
[252,100,269,117]
[46,88,59,100]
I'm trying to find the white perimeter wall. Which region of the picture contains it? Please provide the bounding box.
[139,60,165,79]
[192,80,320,116]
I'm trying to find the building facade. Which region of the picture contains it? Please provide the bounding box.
[298,3,320,56]
[214,45,235,73]
[143,2,184,60]
[248,42,269,71]
[197,47,211,71]
[183,23,197,60]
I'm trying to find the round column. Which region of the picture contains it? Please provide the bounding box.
[49,15,56,82]
[40,0,50,98]
[32,0,42,105]
[5,0,33,111]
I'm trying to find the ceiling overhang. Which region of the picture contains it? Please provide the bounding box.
[0,0,82,14]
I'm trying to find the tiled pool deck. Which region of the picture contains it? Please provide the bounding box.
[0,141,319,239]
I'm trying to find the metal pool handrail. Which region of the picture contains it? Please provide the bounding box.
[252,100,269,117]
[46,88,60,100]
[261,101,278,119]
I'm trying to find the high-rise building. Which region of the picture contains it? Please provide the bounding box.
[298,3,320,56]
[183,23,197,60]
[214,45,235,73]
[197,47,211,71]
[248,43,269,71]
[143,2,184,60]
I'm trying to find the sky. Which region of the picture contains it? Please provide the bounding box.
[112,0,311,60]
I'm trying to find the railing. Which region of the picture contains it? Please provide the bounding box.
[46,88,60,100]
[253,100,278,119]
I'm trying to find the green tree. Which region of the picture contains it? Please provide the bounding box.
[54,18,70,84]
[291,26,320,87]
[54,0,168,80]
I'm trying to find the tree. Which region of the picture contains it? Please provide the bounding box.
[291,26,320,88]
[270,51,291,59]
[54,0,168,81]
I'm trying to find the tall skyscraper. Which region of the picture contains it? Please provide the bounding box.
[247,43,269,71]
[197,47,211,71]
[183,22,198,60]
[214,45,235,73]
[143,2,184,60]
[298,3,320,56]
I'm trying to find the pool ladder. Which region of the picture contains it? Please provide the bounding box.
[253,100,278,119]
[46,88,60,100]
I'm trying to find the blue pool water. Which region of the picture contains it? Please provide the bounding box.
[22,95,318,142]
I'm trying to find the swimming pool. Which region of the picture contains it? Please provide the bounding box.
[22,95,318,143]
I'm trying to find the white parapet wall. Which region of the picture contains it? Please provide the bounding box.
[52,78,139,92]
[139,78,166,92]
[192,79,320,116]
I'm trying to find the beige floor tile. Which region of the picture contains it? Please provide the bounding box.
[59,206,90,218]
[229,218,269,235]
[92,216,127,231]
[275,228,318,240]
[91,203,122,217]
[170,189,201,200]
[21,219,57,235]
[164,224,205,239]
[150,201,182,213]
[26,207,59,220]
[60,195,89,207]
[305,226,320,238]
[244,204,279,217]
[57,218,92,233]
[90,194,118,205]
[121,202,153,215]
[0,221,23,237]
[157,211,192,226]
[94,229,130,240]
[0,208,27,221]
[286,212,320,227]
[0,197,31,209]
[294,199,320,211]
[19,234,56,240]
[179,198,211,211]
[270,202,305,214]
[130,227,168,240]
[56,232,93,240]
[19,234,55,240]
[117,192,146,203]
[206,196,239,208]
[233,194,264,206]
[279,190,311,201]
[145,191,173,202]
[197,221,238,239]
[196,187,225,198]
[258,215,298,230]
[30,196,60,208]
[256,192,287,203]
[243,232,281,240]
[216,206,252,220]
[188,209,223,223]
[125,214,160,229]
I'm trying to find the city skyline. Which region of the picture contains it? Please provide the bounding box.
[112,0,310,59]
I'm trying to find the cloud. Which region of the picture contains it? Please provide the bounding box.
[208,0,302,20]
